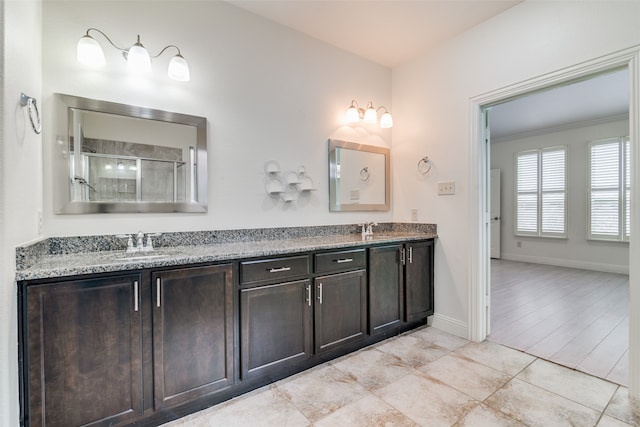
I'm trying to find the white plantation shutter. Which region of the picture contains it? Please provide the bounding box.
[516,152,538,234]
[515,147,567,237]
[541,149,566,235]
[625,138,631,239]
[588,137,630,241]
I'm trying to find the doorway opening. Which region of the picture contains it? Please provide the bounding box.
[486,69,630,385]
[468,47,639,397]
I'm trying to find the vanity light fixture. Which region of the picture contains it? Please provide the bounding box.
[345,100,393,128]
[77,28,190,82]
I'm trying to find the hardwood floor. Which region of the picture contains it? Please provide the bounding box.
[488,259,629,385]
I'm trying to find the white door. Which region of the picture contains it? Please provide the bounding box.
[490,169,501,259]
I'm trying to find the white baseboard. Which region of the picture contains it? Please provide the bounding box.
[500,253,629,275]
[430,313,469,340]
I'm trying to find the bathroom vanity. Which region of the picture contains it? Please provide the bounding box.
[17,224,435,427]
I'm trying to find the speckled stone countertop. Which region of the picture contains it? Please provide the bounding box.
[15,223,436,281]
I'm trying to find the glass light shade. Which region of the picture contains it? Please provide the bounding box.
[346,106,360,123]
[380,112,393,128]
[363,106,377,124]
[127,43,151,73]
[168,54,190,82]
[77,35,105,66]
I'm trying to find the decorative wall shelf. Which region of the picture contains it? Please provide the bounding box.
[263,161,316,204]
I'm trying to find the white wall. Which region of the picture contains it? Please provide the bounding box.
[1,1,43,425]
[392,1,640,336]
[492,119,630,274]
[42,0,393,236]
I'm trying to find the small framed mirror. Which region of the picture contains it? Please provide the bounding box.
[52,93,207,213]
[329,139,390,211]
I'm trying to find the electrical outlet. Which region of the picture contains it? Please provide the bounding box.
[437,181,455,195]
[517,241,522,248]
[411,208,418,221]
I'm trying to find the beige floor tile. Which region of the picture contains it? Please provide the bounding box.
[375,335,450,368]
[331,347,414,390]
[177,385,309,427]
[418,353,511,401]
[453,404,526,427]
[375,372,478,426]
[516,358,618,412]
[314,394,419,427]
[277,364,369,423]
[597,414,635,427]
[604,387,640,426]
[485,378,601,427]
[409,326,469,351]
[455,340,535,375]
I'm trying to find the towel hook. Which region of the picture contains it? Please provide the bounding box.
[20,92,42,135]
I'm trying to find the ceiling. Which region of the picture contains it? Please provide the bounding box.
[226,0,521,68]
[490,69,629,141]
[225,1,629,137]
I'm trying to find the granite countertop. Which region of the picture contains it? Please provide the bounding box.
[16,224,437,281]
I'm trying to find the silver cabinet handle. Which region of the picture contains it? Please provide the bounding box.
[133,280,139,312]
[401,248,406,265]
[409,247,413,264]
[335,258,353,263]
[317,283,323,304]
[268,266,291,273]
[306,284,311,307]
[156,278,161,308]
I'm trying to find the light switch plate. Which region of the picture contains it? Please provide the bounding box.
[438,181,455,195]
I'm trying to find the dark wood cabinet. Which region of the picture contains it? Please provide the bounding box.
[20,238,434,426]
[24,274,143,427]
[152,264,234,409]
[404,240,435,322]
[240,279,312,380]
[368,244,404,335]
[314,269,367,354]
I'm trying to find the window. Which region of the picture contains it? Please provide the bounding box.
[515,146,567,237]
[588,137,630,241]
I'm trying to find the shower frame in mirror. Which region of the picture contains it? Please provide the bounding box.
[329,139,390,211]
[53,93,208,213]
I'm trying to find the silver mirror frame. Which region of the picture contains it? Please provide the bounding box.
[53,93,208,214]
[329,139,390,211]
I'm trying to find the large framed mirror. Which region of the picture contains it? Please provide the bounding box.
[329,139,390,211]
[52,93,207,213]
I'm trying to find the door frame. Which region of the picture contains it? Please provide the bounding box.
[468,46,640,397]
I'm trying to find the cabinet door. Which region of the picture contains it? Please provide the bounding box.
[369,245,403,335]
[405,240,435,322]
[152,264,234,409]
[240,279,312,380]
[26,274,143,427]
[314,270,367,354]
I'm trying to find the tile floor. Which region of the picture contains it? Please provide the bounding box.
[163,327,640,427]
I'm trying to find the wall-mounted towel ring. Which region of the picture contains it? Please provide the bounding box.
[20,92,42,135]
[360,166,370,182]
[417,156,432,175]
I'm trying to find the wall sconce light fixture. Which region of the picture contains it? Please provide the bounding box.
[345,100,393,128]
[77,28,190,82]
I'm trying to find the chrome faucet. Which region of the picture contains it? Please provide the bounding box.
[359,222,378,238]
[117,231,161,253]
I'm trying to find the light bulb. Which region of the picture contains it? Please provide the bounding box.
[127,38,151,73]
[363,105,377,124]
[168,54,190,82]
[380,112,393,128]
[77,35,105,66]
[346,105,360,123]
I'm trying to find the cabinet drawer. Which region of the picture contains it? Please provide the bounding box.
[241,255,310,285]
[314,249,366,274]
